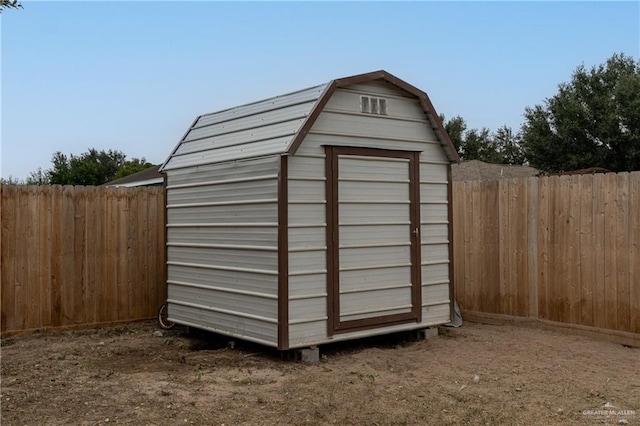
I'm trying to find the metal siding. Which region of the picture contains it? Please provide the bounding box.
[288,203,325,225]
[420,183,448,202]
[168,285,276,318]
[324,89,426,121]
[422,303,451,323]
[185,102,315,142]
[340,266,410,290]
[288,155,326,179]
[289,226,326,249]
[165,138,289,170]
[167,226,277,246]
[420,203,448,223]
[421,263,450,283]
[167,179,278,204]
[421,224,449,244]
[287,82,453,347]
[296,133,447,159]
[311,111,436,143]
[339,245,410,270]
[289,250,326,273]
[167,203,278,224]
[423,282,450,305]
[339,181,409,200]
[288,179,325,201]
[168,265,277,296]
[168,156,280,186]
[168,303,277,347]
[420,163,449,181]
[335,155,415,322]
[289,274,326,297]
[340,203,410,224]
[195,85,326,128]
[174,120,305,156]
[422,243,449,263]
[288,317,445,349]
[289,297,326,322]
[166,155,280,346]
[163,85,327,171]
[168,246,277,272]
[339,80,417,98]
[286,154,328,346]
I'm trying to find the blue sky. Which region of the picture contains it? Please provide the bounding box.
[1,1,639,179]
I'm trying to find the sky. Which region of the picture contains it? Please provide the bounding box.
[1,1,639,179]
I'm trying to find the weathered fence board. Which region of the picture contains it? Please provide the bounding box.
[454,172,640,337]
[1,185,165,336]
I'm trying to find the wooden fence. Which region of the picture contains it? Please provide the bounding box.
[453,172,640,344]
[1,185,165,336]
[2,174,639,342]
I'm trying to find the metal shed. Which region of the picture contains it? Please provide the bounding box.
[160,70,460,351]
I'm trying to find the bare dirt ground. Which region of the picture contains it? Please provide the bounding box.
[1,321,638,425]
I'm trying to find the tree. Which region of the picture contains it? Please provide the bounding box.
[26,168,50,185]
[0,0,22,13]
[113,158,155,180]
[494,125,526,165]
[520,53,640,173]
[441,115,525,164]
[48,149,127,185]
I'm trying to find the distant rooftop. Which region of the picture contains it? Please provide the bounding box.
[102,165,162,187]
[452,160,539,182]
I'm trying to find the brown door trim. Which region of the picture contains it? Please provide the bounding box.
[325,146,422,336]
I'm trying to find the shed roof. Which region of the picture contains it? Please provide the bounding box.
[160,71,460,172]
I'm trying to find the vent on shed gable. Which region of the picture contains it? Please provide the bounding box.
[360,96,387,115]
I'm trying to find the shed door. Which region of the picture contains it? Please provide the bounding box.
[326,146,421,335]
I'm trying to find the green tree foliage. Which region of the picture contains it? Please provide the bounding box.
[2,150,154,186]
[520,53,640,173]
[0,0,22,13]
[48,149,127,185]
[441,115,525,164]
[494,125,526,165]
[113,158,155,180]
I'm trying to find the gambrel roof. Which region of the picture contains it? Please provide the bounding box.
[160,70,460,171]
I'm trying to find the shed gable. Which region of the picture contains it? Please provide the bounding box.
[161,71,459,172]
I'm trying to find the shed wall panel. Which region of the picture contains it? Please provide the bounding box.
[168,303,277,347]
[339,224,410,245]
[168,246,277,272]
[311,112,435,143]
[339,80,417,99]
[421,224,449,243]
[168,265,277,296]
[324,89,426,121]
[167,226,278,247]
[289,226,326,249]
[287,82,453,347]
[167,203,278,224]
[166,155,280,346]
[167,156,280,186]
[167,179,277,204]
[296,133,447,159]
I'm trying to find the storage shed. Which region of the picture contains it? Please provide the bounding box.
[160,70,460,350]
